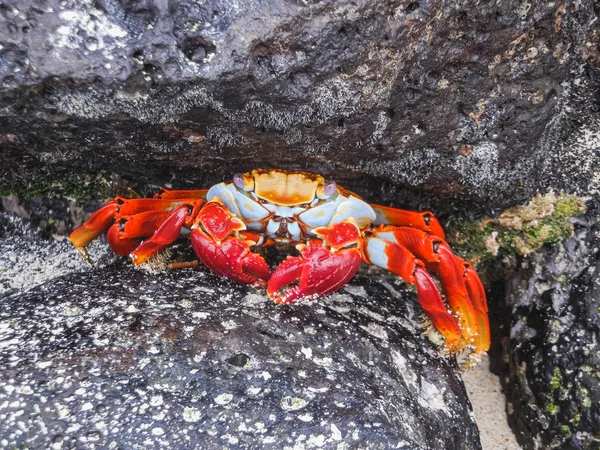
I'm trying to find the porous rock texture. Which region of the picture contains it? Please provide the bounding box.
[2,0,600,449]
[0,212,481,450]
[494,203,600,450]
[0,0,599,213]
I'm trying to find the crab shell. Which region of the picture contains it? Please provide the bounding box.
[204,169,376,243]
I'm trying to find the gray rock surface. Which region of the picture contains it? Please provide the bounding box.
[0,0,599,213]
[495,205,600,450]
[2,0,600,447]
[0,212,482,449]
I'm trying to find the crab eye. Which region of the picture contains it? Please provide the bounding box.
[233,173,245,188]
[324,180,337,196]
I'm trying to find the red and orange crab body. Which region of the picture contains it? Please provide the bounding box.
[70,169,490,355]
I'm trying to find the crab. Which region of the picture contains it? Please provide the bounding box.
[70,169,489,355]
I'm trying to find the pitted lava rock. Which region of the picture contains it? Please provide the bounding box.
[0,213,481,449]
[494,206,600,450]
[0,0,599,214]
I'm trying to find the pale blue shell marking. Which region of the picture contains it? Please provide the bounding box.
[263,204,306,218]
[329,196,376,227]
[206,183,270,221]
[365,238,389,269]
[266,220,280,236]
[297,195,346,228]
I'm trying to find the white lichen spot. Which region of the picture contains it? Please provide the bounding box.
[75,387,86,396]
[37,360,53,369]
[370,110,391,144]
[147,345,160,355]
[193,352,206,363]
[418,379,447,412]
[246,386,262,396]
[180,299,193,308]
[301,347,313,359]
[280,396,308,411]
[330,424,342,441]
[242,293,268,307]
[308,386,329,393]
[80,402,94,412]
[55,402,71,419]
[183,406,201,423]
[438,78,450,89]
[221,319,238,330]
[151,427,165,436]
[214,393,233,405]
[298,413,313,422]
[391,350,418,392]
[342,285,368,298]
[359,322,389,340]
[307,434,326,447]
[313,356,333,367]
[150,395,163,406]
[220,434,239,444]
[261,371,272,381]
[356,306,386,322]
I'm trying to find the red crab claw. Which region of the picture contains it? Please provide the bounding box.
[190,201,271,285]
[268,222,363,304]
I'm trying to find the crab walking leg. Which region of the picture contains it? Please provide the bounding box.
[372,226,488,352]
[363,236,466,351]
[105,210,176,256]
[70,197,206,258]
[189,201,271,285]
[129,205,193,265]
[371,204,446,239]
[458,259,490,354]
[107,224,139,256]
[154,188,208,200]
[70,200,120,260]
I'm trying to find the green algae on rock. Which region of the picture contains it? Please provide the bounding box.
[447,190,587,265]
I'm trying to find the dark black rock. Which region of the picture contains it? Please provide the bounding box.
[0,0,599,214]
[0,213,481,449]
[494,209,600,450]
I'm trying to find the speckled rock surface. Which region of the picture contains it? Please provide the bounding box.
[494,205,600,450]
[0,212,481,449]
[1,0,599,213]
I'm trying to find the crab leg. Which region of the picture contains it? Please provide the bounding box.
[370,226,489,353]
[70,197,206,261]
[154,188,208,200]
[129,201,205,265]
[458,259,490,354]
[105,210,179,257]
[371,204,445,239]
[363,236,466,352]
[70,200,120,259]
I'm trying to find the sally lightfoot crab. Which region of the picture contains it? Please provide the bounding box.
[70,169,490,356]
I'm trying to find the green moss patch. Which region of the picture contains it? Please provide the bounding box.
[0,171,132,202]
[447,191,587,265]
